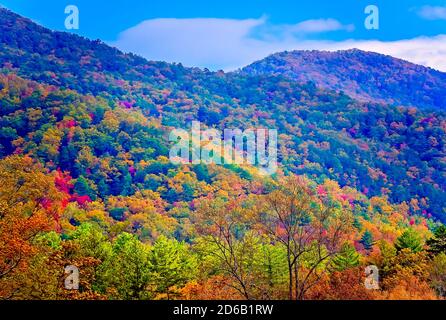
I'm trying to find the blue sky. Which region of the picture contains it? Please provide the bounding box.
[1,0,446,70]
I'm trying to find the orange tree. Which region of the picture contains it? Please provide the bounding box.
[0,155,64,299]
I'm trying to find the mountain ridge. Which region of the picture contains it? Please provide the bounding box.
[1,7,446,302]
[2,6,446,112]
[241,49,446,110]
[0,8,445,223]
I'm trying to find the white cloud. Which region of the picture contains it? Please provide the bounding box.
[418,5,446,20]
[110,17,269,70]
[110,17,446,72]
[351,37,446,71]
[110,17,353,70]
[287,18,355,33]
[294,35,446,72]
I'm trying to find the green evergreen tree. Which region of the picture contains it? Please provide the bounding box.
[353,217,362,230]
[395,229,423,253]
[97,178,110,198]
[70,223,111,260]
[120,172,133,196]
[182,183,195,202]
[427,225,446,255]
[332,243,361,271]
[360,230,374,251]
[149,236,197,299]
[98,233,152,300]
[73,175,96,200]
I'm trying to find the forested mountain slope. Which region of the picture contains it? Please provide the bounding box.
[242,49,446,109]
[1,8,445,221]
[0,7,446,300]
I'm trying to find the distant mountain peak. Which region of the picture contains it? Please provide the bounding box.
[242,49,446,109]
[1,7,445,110]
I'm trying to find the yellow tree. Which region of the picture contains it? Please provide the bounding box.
[192,194,264,300]
[258,176,353,300]
[0,155,64,299]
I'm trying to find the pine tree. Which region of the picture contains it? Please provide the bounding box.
[353,217,362,230]
[427,225,446,255]
[361,230,374,251]
[73,175,96,200]
[98,233,151,300]
[395,229,423,253]
[332,243,361,271]
[149,236,197,299]
[120,172,133,196]
[97,178,109,198]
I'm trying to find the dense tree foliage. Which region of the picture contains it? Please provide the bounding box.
[241,49,446,109]
[0,8,445,300]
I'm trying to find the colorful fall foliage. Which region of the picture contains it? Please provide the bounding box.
[0,8,445,300]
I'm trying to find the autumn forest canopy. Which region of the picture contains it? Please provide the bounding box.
[0,8,446,300]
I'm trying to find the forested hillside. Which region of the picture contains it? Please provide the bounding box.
[242,49,446,109]
[1,8,446,300]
